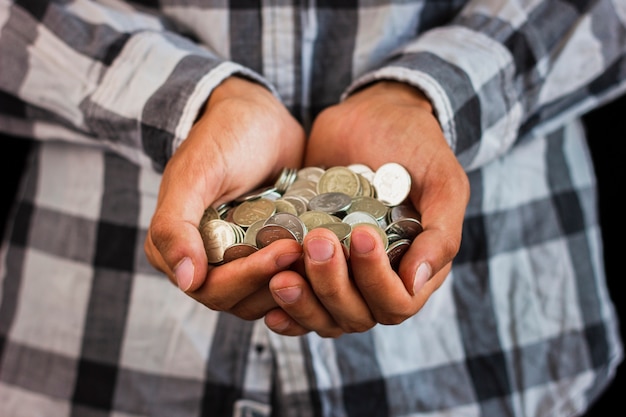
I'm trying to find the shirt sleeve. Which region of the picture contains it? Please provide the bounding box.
[344,0,626,171]
[0,0,272,171]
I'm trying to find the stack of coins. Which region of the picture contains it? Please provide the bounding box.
[199,163,422,271]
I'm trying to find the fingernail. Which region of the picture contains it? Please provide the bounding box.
[275,286,302,304]
[413,262,431,294]
[307,238,334,262]
[350,228,376,254]
[174,257,194,292]
[276,252,302,268]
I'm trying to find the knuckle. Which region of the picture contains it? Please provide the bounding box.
[317,328,344,339]
[233,308,264,321]
[442,233,462,259]
[341,320,375,334]
[314,284,343,300]
[377,315,407,326]
[375,306,413,326]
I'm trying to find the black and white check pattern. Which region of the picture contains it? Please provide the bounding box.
[1,1,625,416]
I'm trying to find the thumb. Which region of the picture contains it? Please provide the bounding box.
[145,210,210,293]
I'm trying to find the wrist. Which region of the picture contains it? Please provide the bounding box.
[209,75,263,103]
[194,75,271,123]
[352,80,434,114]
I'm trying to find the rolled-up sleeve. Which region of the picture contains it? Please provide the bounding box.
[0,0,271,171]
[345,0,626,171]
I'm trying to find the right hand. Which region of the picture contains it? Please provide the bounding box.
[145,76,306,316]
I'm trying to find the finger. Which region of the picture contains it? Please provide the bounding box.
[395,175,467,297]
[268,269,343,338]
[405,141,469,284]
[396,229,453,296]
[144,230,176,286]
[148,208,209,292]
[348,225,418,324]
[264,308,310,337]
[189,239,303,310]
[302,228,377,333]
[229,287,280,321]
[146,132,219,292]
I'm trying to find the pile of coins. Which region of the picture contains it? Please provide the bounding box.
[199,162,422,270]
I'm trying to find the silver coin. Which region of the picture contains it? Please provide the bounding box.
[284,185,318,202]
[308,192,352,214]
[199,219,238,265]
[216,202,232,219]
[230,222,246,242]
[347,163,375,182]
[199,206,220,227]
[297,166,326,182]
[356,173,376,198]
[244,219,266,246]
[234,185,279,203]
[342,211,380,228]
[264,212,307,243]
[386,232,404,245]
[373,162,411,206]
[347,196,388,221]
[274,167,298,193]
[281,195,309,215]
[285,179,317,194]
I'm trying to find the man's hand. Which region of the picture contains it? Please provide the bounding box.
[145,76,306,317]
[264,81,469,337]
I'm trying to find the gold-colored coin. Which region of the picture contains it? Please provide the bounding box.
[299,210,337,231]
[317,166,361,197]
[231,198,276,227]
[316,222,352,242]
[274,198,298,216]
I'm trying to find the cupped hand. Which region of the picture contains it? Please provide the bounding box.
[145,75,306,318]
[265,80,469,337]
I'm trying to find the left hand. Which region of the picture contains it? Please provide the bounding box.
[264,81,470,337]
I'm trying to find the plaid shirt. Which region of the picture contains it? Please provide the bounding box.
[1,0,625,416]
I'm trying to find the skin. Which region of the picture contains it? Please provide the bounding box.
[145,76,470,338]
[144,76,306,317]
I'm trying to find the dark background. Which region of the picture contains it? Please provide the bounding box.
[1,94,624,414]
[577,93,626,415]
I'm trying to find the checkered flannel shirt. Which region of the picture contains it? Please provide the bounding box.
[1,0,625,416]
